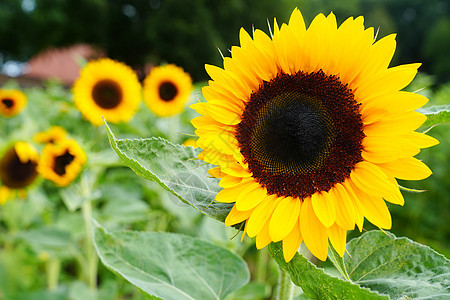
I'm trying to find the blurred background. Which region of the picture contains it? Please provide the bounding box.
[0,0,449,299]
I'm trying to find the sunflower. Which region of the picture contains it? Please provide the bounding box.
[0,142,39,204]
[37,139,86,187]
[0,89,27,117]
[191,8,439,262]
[143,64,193,117]
[72,58,142,126]
[34,126,67,144]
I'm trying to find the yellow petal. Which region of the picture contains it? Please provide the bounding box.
[300,197,329,261]
[331,184,356,230]
[215,183,251,203]
[255,219,272,249]
[361,136,402,163]
[219,175,243,188]
[327,223,347,257]
[311,191,336,228]
[282,220,303,262]
[224,204,253,226]
[350,161,398,198]
[378,157,432,180]
[363,111,427,136]
[269,197,301,242]
[236,184,268,211]
[404,132,439,149]
[352,184,392,229]
[342,180,365,231]
[247,195,280,237]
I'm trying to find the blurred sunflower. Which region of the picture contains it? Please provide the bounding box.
[0,142,39,204]
[72,58,142,126]
[0,89,27,117]
[191,8,439,262]
[38,139,86,187]
[34,126,67,144]
[143,64,193,117]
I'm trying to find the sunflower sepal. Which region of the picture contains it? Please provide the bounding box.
[104,121,233,222]
[268,240,387,299]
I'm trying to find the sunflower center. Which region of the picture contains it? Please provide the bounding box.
[237,70,364,199]
[0,148,38,189]
[1,98,14,109]
[54,151,75,176]
[159,81,178,101]
[92,79,123,109]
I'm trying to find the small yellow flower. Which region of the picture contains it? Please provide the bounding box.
[0,142,39,204]
[34,126,68,145]
[143,64,193,117]
[0,89,27,117]
[38,139,86,187]
[72,58,142,126]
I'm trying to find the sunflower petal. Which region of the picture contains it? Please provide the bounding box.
[269,197,301,242]
[300,197,328,261]
[311,191,336,228]
[224,204,253,226]
[327,223,347,257]
[282,220,303,262]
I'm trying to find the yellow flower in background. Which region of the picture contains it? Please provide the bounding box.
[182,138,198,148]
[191,8,439,262]
[0,89,27,117]
[0,142,39,204]
[72,58,142,126]
[34,126,68,144]
[143,64,193,117]
[38,139,86,187]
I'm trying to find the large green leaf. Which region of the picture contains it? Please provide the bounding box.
[418,104,450,128]
[269,242,387,299]
[105,121,232,222]
[93,223,249,300]
[345,231,450,299]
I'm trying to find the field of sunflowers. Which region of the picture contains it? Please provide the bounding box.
[1,3,450,300]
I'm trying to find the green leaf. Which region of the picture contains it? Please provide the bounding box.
[93,222,249,300]
[105,121,232,222]
[418,104,450,128]
[269,242,387,299]
[345,230,450,299]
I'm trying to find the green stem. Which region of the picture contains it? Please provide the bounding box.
[276,266,294,300]
[82,200,98,289]
[255,246,268,283]
[46,258,61,291]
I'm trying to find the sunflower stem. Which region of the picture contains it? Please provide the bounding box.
[276,265,294,300]
[46,257,61,291]
[82,199,98,290]
[255,246,268,282]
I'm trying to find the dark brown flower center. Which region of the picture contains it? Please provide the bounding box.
[53,150,75,176]
[0,147,38,189]
[236,70,364,199]
[1,98,14,109]
[159,81,178,101]
[92,79,123,109]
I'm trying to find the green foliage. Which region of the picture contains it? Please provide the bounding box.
[271,230,450,299]
[93,222,250,300]
[418,104,450,128]
[269,242,387,299]
[345,231,450,299]
[105,121,233,222]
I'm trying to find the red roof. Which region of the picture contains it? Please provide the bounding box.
[24,44,104,85]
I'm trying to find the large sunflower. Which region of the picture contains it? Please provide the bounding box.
[0,142,39,204]
[73,58,142,126]
[191,8,439,262]
[37,139,86,187]
[0,89,27,117]
[143,64,193,117]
